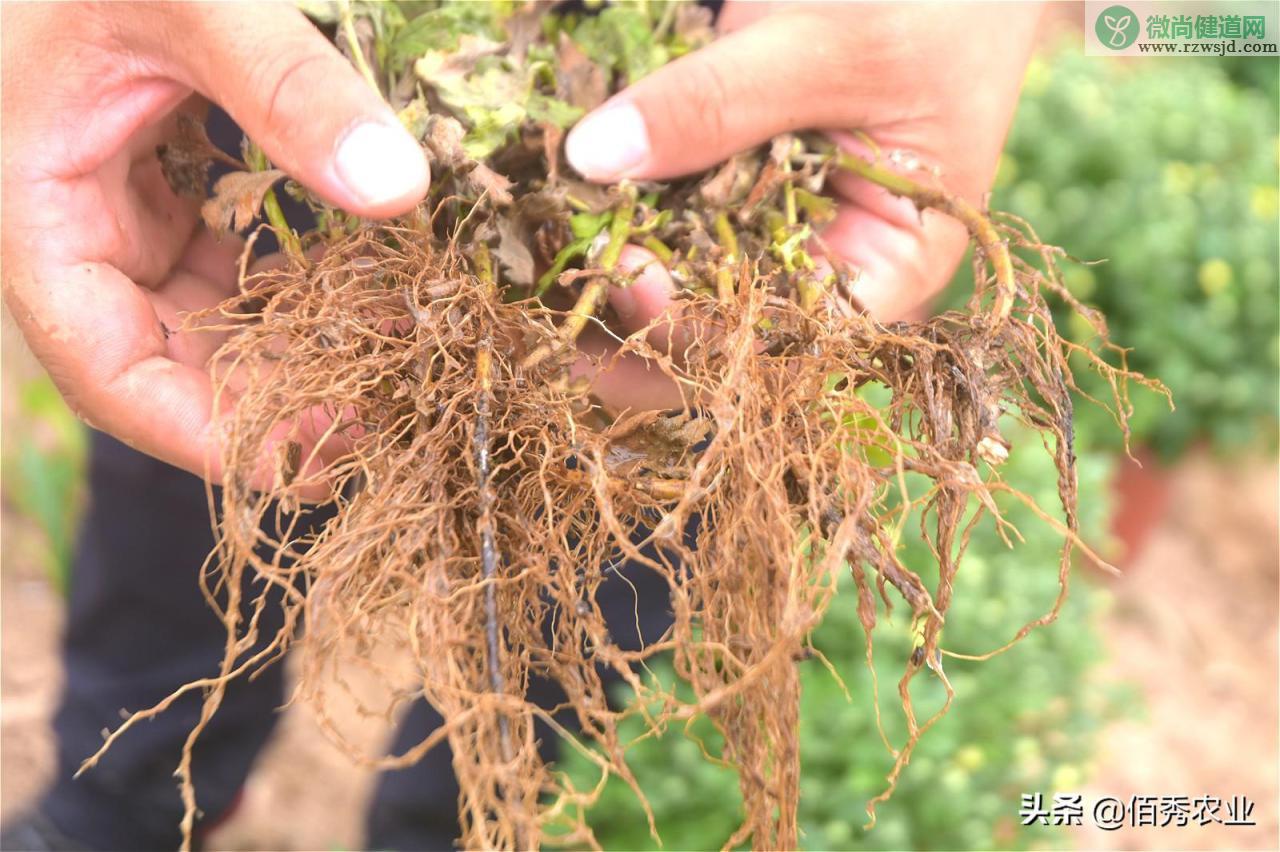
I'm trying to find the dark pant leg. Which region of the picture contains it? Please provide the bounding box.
[41,432,327,850]
[366,554,676,851]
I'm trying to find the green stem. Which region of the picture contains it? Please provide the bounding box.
[339,0,381,95]
[262,188,302,259]
[642,235,674,263]
[836,151,1016,322]
[714,211,739,262]
[713,212,740,303]
[600,193,635,271]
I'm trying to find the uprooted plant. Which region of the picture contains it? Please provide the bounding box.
[80,3,1165,849]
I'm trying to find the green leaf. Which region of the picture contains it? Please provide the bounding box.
[570,5,669,85]
[387,2,503,68]
[526,91,583,129]
[537,235,594,295]
[569,210,612,240]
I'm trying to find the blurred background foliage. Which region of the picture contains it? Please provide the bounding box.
[953,46,1279,458]
[0,32,1275,852]
[1,375,86,596]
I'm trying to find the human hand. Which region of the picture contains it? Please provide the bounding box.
[1,2,430,481]
[565,2,1041,410]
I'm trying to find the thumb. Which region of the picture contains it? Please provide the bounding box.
[164,3,429,218]
[565,12,847,182]
[610,245,686,353]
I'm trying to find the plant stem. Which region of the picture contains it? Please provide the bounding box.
[642,235,674,263]
[519,277,609,370]
[339,0,381,95]
[836,152,1017,322]
[600,193,635,270]
[522,192,633,369]
[473,336,514,766]
[714,212,739,303]
[262,188,302,260]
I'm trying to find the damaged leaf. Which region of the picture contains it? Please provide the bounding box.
[156,113,241,201]
[555,32,607,111]
[572,5,670,85]
[201,169,286,234]
[494,215,536,287]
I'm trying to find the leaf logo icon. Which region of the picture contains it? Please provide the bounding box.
[1095,6,1138,49]
[1105,14,1132,45]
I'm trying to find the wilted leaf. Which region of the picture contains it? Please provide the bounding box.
[387,3,502,68]
[420,34,505,81]
[504,3,547,65]
[562,179,613,214]
[700,153,754,209]
[673,4,715,48]
[556,33,607,111]
[465,162,514,206]
[201,169,286,234]
[423,114,470,169]
[398,98,432,141]
[156,113,239,201]
[494,215,535,287]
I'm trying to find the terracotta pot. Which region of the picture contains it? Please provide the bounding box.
[1109,445,1173,565]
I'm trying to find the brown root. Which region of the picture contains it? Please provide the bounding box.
[80,153,1162,851]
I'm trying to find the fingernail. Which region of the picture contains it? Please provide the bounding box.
[334,120,429,208]
[565,101,650,181]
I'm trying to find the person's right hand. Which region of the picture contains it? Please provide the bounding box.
[1,2,430,482]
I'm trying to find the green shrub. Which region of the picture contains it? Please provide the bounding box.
[556,428,1125,850]
[954,48,1279,457]
[1,375,87,594]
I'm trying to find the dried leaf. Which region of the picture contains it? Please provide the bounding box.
[156,113,240,201]
[201,170,286,234]
[700,152,760,209]
[422,115,512,205]
[516,187,569,224]
[674,4,715,46]
[465,162,514,206]
[338,16,379,81]
[504,2,547,65]
[740,160,785,221]
[414,36,506,100]
[423,115,470,169]
[494,215,535,286]
[562,179,613,214]
[542,123,564,184]
[556,33,607,111]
